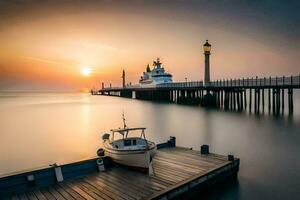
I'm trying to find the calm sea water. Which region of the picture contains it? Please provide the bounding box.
[0,92,300,199]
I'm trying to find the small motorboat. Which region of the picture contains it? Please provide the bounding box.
[101,115,156,173]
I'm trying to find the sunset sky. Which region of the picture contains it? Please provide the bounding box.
[0,0,299,91]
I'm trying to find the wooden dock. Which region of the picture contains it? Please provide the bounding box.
[0,140,239,200]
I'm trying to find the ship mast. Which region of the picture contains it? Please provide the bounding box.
[153,57,162,69]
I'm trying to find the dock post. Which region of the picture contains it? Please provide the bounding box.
[96,158,106,172]
[237,91,240,111]
[240,91,243,111]
[187,90,191,104]
[291,89,294,114]
[233,91,236,110]
[268,88,271,114]
[277,88,281,115]
[240,91,244,111]
[288,89,290,114]
[288,88,294,115]
[228,155,235,161]
[230,91,233,110]
[257,89,260,114]
[224,91,229,110]
[201,145,209,155]
[50,164,64,183]
[238,91,242,111]
[262,89,265,114]
[272,88,276,115]
[282,88,284,115]
[168,136,176,147]
[221,90,224,108]
[220,90,222,108]
[216,91,219,108]
[217,91,221,108]
[254,89,257,113]
[231,91,234,110]
[249,88,252,113]
[228,91,231,110]
[244,89,247,110]
[228,91,230,110]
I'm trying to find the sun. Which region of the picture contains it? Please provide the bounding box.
[81,67,91,77]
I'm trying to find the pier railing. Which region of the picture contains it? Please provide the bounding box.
[208,75,300,88]
[100,75,300,91]
[157,81,204,88]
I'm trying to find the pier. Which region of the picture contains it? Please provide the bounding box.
[94,75,300,115]
[92,40,299,116]
[0,138,239,199]
[91,40,300,115]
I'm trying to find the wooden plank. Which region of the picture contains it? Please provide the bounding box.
[153,170,184,183]
[157,150,219,167]
[97,175,146,199]
[83,179,123,200]
[40,188,55,200]
[94,176,137,200]
[153,165,189,180]
[0,195,10,200]
[58,183,85,200]
[65,182,95,200]
[106,169,160,192]
[113,168,171,189]
[79,181,113,200]
[11,195,20,200]
[25,191,38,200]
[53,185,75,200]
[153,160,199,176]
[17,193,28,200]
[47,187,66,200]
[84,178,127,200]
[161,147,228,162]
[151,172,178,184]
[32,190,47,200]
[100,172,153,196]
[73,182,104,200]
[154,156,207,172]
[154,166,191,180]
[155,154,215,171]
[153,159,199,174]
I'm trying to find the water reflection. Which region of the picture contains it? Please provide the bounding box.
[0,92,299,199]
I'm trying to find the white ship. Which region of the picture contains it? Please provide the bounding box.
[139,58,173,86]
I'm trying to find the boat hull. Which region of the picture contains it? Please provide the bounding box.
[103,143,156,172]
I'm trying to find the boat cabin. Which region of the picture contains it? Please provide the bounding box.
[103,127,150,150]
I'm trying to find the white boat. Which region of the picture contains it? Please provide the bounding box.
[101,115,156,173]
[139,58,173,86]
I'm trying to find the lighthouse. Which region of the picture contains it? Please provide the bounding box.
[203,40,211,86]
[122,69,125,88]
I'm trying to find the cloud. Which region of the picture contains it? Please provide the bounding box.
[18,56,65,66]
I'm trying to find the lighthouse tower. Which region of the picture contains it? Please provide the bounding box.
[122,69,125,88]
[203,40,211,86]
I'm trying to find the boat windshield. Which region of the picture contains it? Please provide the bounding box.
[110,127,147,141]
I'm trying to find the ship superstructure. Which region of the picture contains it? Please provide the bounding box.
[139,58,173,85]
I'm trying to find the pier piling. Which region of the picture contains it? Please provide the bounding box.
[96,75,299,116]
